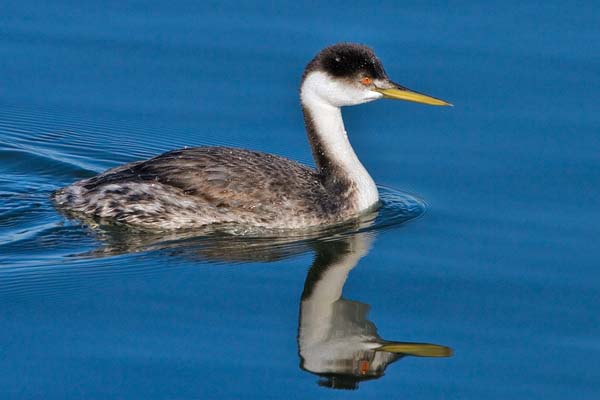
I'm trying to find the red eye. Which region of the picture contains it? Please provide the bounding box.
[361,77,372,85]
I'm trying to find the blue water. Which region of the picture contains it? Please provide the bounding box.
[1,1,600,398]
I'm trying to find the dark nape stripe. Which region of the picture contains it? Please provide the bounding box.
[301,105,329,172]
[301,105,353,200]
[300,238,352,300]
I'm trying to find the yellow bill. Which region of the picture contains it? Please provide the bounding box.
[375,87,452,106]
[376,342,452,357]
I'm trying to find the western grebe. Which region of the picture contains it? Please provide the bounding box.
[53,43,450,230]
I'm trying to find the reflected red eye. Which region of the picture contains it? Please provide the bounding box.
[361,77,372,85]
[359,360,369,374]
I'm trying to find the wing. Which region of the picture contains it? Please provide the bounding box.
[81,146,331,214]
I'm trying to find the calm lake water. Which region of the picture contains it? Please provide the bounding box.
[1,1,599,399]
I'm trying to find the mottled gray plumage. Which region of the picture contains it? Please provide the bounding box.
[53,147,360,230]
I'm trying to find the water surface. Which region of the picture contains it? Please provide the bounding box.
[1,1,600,399]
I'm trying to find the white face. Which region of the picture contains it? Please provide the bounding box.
[301,71,384,107]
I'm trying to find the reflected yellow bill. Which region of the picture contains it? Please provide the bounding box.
[376,342,453,357]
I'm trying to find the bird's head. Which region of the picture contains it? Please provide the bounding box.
[301,43,451,108]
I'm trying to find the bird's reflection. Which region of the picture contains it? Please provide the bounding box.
[298,233,451,390]
[72,210,450,390]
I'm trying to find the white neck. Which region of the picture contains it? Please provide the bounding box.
[300,72,379,212]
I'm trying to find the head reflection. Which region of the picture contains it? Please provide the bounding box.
[298,233,451,390]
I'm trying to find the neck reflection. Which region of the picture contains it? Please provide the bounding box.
[298,233,451,390]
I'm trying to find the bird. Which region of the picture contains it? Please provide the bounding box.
[53,43,450,231]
